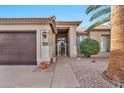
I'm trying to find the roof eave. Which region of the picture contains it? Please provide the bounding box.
[56,21,82,26]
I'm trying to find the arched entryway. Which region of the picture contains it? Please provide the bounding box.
[57,40,67,56]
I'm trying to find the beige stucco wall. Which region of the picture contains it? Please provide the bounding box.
[89,30,111,52]
[48,25,56,59]
[0,24,54,64]
[0,24,49,31]
[69,26,78,57]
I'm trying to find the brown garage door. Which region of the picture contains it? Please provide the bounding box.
[0,31,36,65]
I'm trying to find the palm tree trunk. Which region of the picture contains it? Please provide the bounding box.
[106,6,124,82]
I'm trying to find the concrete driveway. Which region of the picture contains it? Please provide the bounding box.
[0,66,54,88]
[0,57,79,88]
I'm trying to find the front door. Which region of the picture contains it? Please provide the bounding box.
[57,40,66,56]
[56,28,69,56]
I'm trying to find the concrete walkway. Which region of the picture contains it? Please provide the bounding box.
[51,57,80,88]
[0,57,80,88]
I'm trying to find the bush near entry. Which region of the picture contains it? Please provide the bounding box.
[80,38,100,57]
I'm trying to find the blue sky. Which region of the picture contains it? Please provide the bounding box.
[0,5,109,28]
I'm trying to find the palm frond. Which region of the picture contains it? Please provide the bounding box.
[86,5,102,14]
[87,15,110,31]
[90,7,111,21]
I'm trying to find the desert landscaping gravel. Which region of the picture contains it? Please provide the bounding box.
[69,57,118,88]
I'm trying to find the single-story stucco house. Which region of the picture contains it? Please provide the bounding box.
[0,16,110,65]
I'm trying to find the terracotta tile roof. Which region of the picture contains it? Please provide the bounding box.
[0,16,57,33]
[0,17,50,20]
[93,25,110,29]
[76,27,88,35]
[0,16,55,24]
[76,25,111,35]
[88,25,111,32]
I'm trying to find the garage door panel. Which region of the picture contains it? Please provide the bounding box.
[0,53,36,57]
[7,41,36,49]
[0,32,36,65]
[0,50,35,55]
[0,62,36,65]
[7,50,35,55]
[0,54,36,58]
[0,46,35,50]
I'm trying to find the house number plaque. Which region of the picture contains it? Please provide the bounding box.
[43,42,48,46]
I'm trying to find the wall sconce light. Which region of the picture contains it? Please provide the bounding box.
[42,31,47,38]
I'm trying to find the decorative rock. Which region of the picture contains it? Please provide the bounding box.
[70,57,119,88]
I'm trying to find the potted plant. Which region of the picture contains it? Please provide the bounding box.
[39,63,47,70]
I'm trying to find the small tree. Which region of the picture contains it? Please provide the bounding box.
[80,38,100,57]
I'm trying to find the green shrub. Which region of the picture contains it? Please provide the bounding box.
[80,38,100,57]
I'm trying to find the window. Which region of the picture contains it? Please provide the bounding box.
[101,35,110,52]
